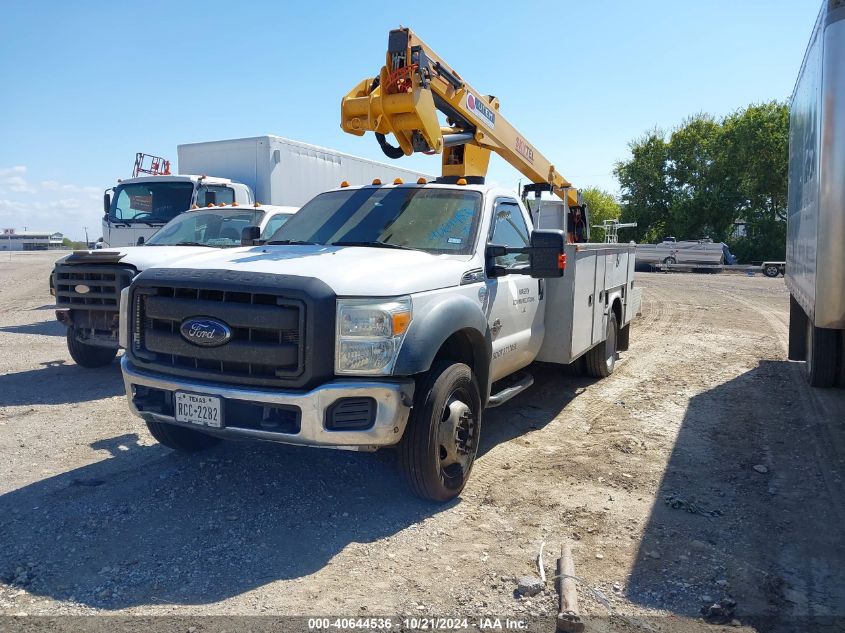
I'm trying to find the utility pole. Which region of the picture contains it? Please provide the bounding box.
[84,226,89,248]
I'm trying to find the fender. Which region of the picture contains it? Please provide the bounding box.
[394,294,493,403]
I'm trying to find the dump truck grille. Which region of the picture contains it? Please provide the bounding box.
[54,264,134,312]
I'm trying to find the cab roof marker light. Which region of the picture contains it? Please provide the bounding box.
[372,178,382,185]
[456,178,467,185]
[394,178,404,185]
[340,180,350,188]
[417,177,427,184]
[231,201,238,206]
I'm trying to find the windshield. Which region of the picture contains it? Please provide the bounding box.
[267,187,483,255]
[109,182,194,225]
[146,209,264,247]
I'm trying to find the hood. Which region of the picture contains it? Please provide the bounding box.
[146,245,473,295]
[83,246,225,272]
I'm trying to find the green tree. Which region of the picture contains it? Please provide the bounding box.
[614,131,672,243]
[582,187,621,242]
[722,102,789,261]
[614,102,789,261]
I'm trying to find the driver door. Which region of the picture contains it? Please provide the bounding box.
[486,198,544,382]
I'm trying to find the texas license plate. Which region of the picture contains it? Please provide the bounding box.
[174,392,222,428]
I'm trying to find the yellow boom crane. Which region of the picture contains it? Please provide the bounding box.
[340,27,580,209]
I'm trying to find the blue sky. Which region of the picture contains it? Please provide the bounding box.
[0,0,820,240]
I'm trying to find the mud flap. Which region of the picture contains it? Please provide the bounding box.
[618,324,631,351]
[788,295,807,361]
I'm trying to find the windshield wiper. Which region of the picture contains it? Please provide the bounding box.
[331,240,417,251]
[266,239,319,245]
[168,241,214,247]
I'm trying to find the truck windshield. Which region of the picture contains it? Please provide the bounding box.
[109,182,195,225]
[146,209,264,247]
[267,187,483,255]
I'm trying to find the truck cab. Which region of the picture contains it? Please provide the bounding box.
[102,175,254,247]
[119,182,640,501]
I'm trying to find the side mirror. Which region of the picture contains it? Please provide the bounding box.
[103,191,111,215]
[136,236,145,246]
[241,225,261,246]
[528,230,566,279]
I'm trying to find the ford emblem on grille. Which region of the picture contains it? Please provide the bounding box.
[75,284,90,294]
[180,317,232,347]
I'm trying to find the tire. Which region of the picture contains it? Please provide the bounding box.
[805,319,839,388]
[585,312,618,378]
[663,257,677,265]
[763,265,780,278]
[66,328,117,368]
[398,361,482,502]
[145,420,221,452]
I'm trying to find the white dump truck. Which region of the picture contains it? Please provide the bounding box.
[786,0,845,388]
[102,139,430,248]
[55,204,297,367]
[118,28,641,501]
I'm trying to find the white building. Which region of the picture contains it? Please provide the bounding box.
[0,228,65,251]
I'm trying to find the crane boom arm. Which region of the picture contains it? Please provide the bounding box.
[340,28,577,206]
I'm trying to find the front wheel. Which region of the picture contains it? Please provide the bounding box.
[66,328,118,368]
[663,257,677,265]
[398,362,482,502]
[585,312,618,378]
[763,265,780,278]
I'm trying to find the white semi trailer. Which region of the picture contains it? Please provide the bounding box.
[101,137,429,248]
[787,0,845,388]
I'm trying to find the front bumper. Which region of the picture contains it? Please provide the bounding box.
[121,357,414,450]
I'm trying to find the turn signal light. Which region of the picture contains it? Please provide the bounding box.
[340,180,349,188]
[456,178,467,186]
[392,312,412,336]
[372,178,382,185]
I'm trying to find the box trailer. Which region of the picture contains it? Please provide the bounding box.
[787,0,845,387]
[177,136,431,207]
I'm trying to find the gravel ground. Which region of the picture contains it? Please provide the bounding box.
[1,251,844,632]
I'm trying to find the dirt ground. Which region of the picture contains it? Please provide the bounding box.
[1,251,844,632]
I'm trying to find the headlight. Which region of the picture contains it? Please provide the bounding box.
[335,297,412,375]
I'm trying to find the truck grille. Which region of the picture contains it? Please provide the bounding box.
[127,268,338,389]
[54,264,134,312]
[134,286,304,385]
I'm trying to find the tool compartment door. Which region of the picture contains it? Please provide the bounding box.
[570,248,599,358]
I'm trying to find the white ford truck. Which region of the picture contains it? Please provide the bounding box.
[119,181,640,500]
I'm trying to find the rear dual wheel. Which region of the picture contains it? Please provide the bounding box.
[585,312,618,378]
